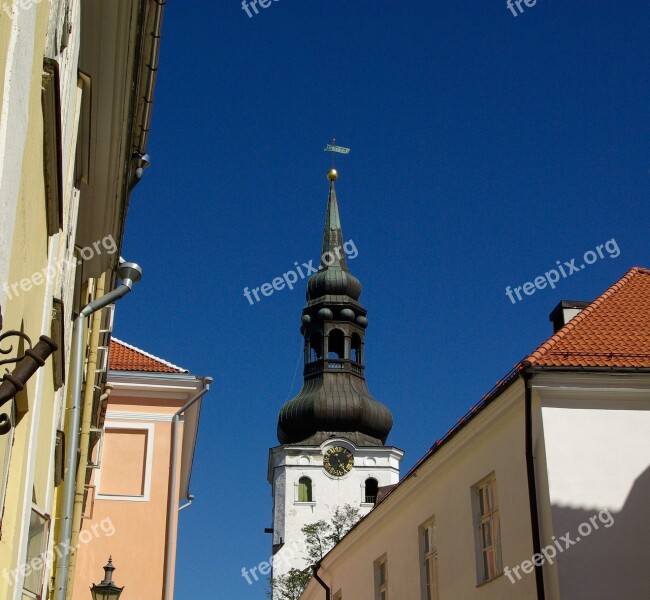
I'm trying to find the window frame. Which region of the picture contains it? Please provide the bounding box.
[420,518,439,600]
[472,474,502,583]
[95,421,155,502]
[296,476,314,503]
[0,400,16,535]
[374,554,388,600]
[363,477,379,505]
[21,504,51,599]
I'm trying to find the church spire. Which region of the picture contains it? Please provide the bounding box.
[320,169,347,269]
[277,170,393,447]
[307,169,362,302]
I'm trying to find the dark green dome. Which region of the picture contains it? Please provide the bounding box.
[307,267,362,301]
[278,376,393,446]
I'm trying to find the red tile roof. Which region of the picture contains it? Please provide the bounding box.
[108,338,188,373]
[377,266,650,506]
[525,267,650,368]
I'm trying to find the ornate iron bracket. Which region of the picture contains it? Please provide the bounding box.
[0,335,58,435]
[0,330,33,367]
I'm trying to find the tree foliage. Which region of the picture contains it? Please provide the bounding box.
[267,568,312,600]
[268,504,361,599]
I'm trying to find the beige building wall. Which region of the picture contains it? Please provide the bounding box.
[1,1,168,598]
[0,2,84,599]
[301,380,537,600]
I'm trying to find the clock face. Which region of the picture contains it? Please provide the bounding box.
[323,446,354,477]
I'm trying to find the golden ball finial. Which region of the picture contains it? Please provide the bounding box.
[327,168,338,182]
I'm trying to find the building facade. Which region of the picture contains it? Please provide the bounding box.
[71,339,210,600]
[0,1,167,598]
[300,267,650,600]
[268,170,403,586]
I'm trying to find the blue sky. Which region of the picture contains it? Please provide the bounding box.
[115,1,650,597]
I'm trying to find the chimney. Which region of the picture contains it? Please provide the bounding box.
[549,300,590,333]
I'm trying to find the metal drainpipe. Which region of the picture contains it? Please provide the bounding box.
[178,494,194,512]
[312,563,331,600]
[54,262,142,600]
[66,270,107,597]
[162,376,212,600]
[523,368,546,600]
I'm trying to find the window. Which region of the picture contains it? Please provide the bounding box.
[327,329,345,359]
[364,477,378,504]
[22,506,50,598]
[351,333,362,363]
[374,556,388,600]
[473,475,502,582]
[421,520,439,600]
[298,477,312,502]
[0,401,15,532]
[309,332,322,362]
[95,422,154,501]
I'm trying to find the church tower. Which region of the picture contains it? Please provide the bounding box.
[268,169,403,582]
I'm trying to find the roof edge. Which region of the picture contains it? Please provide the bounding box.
[111,337,189,373]
[526,266,649,366]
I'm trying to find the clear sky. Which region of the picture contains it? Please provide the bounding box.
[115,1,649,597]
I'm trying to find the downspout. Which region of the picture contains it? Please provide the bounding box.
[312,562,331,600]
[162,376,212,600]
[55,262,142,600]
[523,368,545,599]
[66,270,107,599]
[178,494,194,512]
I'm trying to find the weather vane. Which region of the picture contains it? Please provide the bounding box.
[324,138,351,156]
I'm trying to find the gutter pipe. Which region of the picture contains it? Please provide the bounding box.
[162,376,212,600]
[55,262,142,600]
[522,367,545,600]
[178,494,194,512]
[67,272,106,597]
[312,562,331,600]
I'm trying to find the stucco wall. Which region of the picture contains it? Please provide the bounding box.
[270,441,402,582]
[301,381,536,600]
[71,379,202,600]
[535,375,650,600]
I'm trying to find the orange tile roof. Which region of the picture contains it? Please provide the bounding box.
[525,267,650,369]
[108,338,188,373]
[376,266,650,508]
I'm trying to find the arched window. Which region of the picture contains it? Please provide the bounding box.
[365,478,378,504]
[309,333,322,362]
[351,333,362,363]
[298,477,313,502]
[328,329,345,359]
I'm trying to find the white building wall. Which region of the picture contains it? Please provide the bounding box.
[269,439,403,582]
[535,374,650,600]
